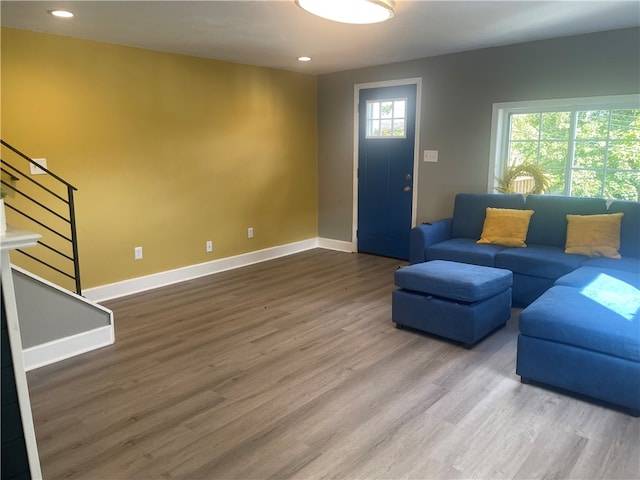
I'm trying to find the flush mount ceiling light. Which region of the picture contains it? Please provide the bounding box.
[48,9,74,18]
[295,0,395,24]
[297,56,312,62]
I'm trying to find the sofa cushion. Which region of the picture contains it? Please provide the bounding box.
[426,238,506,267]
[608,200,640,259]
[555,266,640,289]
[451,193,525,239]
[520,285,640,362]
[496,244,587,279]
[477,208,535,247]
[582,256,640,274]
[565,212,623,259]
[524,195,608,247]
[394,260,512,303]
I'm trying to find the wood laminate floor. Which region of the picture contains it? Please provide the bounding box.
[26,249,639,479]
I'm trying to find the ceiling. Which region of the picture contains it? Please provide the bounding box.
[2,1,639,75]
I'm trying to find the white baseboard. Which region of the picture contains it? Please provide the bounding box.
[84,238,320,302]
[317,237,354,253]
[23,325,115,372]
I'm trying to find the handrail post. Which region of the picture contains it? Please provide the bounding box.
[68,186,82,295]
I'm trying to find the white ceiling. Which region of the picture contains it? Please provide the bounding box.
[2,1,639,75]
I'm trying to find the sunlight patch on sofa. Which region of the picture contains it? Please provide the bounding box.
[580,273,640,321]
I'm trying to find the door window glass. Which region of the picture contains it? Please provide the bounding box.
[366,98,407,138]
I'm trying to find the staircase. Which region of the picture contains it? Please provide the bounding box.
[1,140,114,370]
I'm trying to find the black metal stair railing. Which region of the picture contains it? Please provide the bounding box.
[0,140,82,295]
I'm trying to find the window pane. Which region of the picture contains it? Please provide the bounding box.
[541,112,571,140]
[394,101,406,118]
[545,168,566,195]
[574,141,606,168]
[509,141,538,166]
[511,113,539,140]
[381,102,393,118]
[367,119,380,137]
[571,169,604,197]
[576,110,609,139]
[609,109,640,140]
[393,119,405,136]
[381,120,392,135]
[608,141,640,170]
[604,171,640,201]
[369,102,380,120]
[539,141,568,168]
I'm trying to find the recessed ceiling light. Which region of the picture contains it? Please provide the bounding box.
[48,10,74,18]
[298,56,312,62]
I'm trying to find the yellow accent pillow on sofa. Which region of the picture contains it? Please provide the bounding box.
[565,212,624,258]
[477,207,535,248]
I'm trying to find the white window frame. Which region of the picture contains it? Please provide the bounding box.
[488,94,640,196]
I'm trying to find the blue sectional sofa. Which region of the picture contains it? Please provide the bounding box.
[410,193,640,414]
[518,267,640,415]
[410,193,640,307]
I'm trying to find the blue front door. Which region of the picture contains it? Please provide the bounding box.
[357,84,416,260]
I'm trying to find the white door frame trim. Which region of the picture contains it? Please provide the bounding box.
[352,77,422,252]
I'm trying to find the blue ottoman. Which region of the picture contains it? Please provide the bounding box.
[393,260,513,347]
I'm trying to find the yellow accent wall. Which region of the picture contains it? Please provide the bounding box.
[1,28,318,289]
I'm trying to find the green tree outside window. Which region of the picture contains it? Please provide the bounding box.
[507,109,640,200]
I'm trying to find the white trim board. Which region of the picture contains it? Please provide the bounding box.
[23,325,114,372]
[84,238,336,303]
[317,238,353,253]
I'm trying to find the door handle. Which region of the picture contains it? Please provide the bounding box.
[403,186,411,192]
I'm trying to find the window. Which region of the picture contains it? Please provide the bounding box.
[490,95,640,201]
[366,98,407,138]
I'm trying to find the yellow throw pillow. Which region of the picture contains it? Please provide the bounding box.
[565,212,624,259]
[477,208,535,248]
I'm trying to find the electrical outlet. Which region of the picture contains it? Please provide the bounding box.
[248,227,254,239]
[134,246,143,260]
[206,240,213,252]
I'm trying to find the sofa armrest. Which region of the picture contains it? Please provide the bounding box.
[409,219,453,264]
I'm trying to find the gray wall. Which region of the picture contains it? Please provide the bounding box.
[317,27,640,241]
[13,269,111,348]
